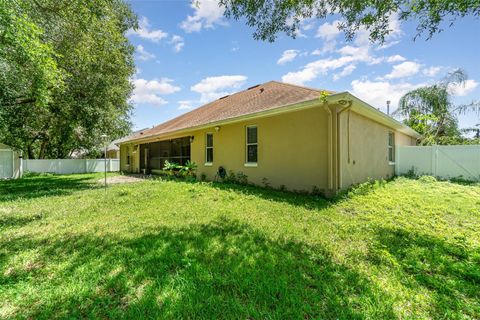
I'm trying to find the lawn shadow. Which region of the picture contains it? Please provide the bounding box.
[1,217,396,319]
[371,227,480,318]
[0,174,100,203]
[184,179,337,211]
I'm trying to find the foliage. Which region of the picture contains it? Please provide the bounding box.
[0,1,61,109]
[0,0,137,159]
[220,0,480,42]
[163,160,181,176]
[418,175,438,183]
[223,170,248,185]
[395,70,480,145]
[163,160,198,179]
[179,160,198,177]
[0,174,479,318]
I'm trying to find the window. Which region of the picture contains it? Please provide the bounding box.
[205,133,213,163]
[246,126,258,164]
[126,146,131,165]
[388,132,395,163]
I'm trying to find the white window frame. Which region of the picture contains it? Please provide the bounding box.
[245,125,258,167]
[388,131,395,165]
[205,132,214,166]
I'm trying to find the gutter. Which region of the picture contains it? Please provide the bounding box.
[326,92,421,139]
[119,98,324,145]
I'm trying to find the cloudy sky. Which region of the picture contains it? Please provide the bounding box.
[127,0,480,131]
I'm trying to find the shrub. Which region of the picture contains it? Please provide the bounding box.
[179,160,198,177]
[418,175,437,183]
[262,177,271,188]
[236,172,248,185]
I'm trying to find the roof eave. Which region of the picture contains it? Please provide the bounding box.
[325,92,422,139]
[119,98,324,145]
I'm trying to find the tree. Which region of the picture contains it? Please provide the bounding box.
[0,0,137,158]
[219,0,480,43]
[394,69,480,145]
[462,124,480,139]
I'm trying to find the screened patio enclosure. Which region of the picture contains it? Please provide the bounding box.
[139,136,191,173]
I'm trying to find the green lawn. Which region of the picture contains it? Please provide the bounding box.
[0,174,479,319]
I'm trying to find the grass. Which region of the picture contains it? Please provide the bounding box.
[0,173,479,319]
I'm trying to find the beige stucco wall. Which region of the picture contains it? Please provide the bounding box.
[339,111,416,189]
[120,144,140,173]
[190,106,330,192]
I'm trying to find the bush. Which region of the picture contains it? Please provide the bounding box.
[418,175,437,183]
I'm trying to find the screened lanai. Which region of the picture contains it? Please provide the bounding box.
[139,136,191,173]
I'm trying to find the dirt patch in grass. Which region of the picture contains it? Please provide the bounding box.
[98,175,146,184]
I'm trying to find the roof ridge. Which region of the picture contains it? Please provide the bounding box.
[270,80,334,94]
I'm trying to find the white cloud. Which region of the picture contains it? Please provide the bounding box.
[277,49,299,65]
[333,64,356,81]
[170,35,185,52]
[316,20,341,40]
[311,40,337,56]
[423,66,442,77]
[180,0,225,33]
[127,16,168,42]
[178,100,195,110]
[136,45,155,61]
[282,56,358,85]
[351,79,421,111]
[448,79,479,96]
[131,78,180,106]
[191,75,247,102]
[386,55,406,63]
[384,61,421,79]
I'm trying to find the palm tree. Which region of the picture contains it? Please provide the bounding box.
[461,124,480,139]
[394,69,480,145]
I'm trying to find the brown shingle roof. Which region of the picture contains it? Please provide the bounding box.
[125,81,333,142]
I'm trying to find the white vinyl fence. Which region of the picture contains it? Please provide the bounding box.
[396,145,480,181]
[23,159,119,175]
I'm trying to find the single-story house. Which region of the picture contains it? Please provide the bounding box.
[119,81,420,195]
[0,143,22,179]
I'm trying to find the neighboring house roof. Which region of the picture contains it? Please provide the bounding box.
[121,81,420,144]
[107,128,149,151]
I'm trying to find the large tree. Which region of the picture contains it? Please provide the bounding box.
[0,0,137,158]
[394,70,480,145]
[219,0,480,42]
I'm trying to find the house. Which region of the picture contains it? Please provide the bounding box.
[118,81,420,195]
[104,128,148,159]
[0,143,22,179]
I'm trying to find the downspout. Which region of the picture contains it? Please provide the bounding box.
[322,105,333,192]
[336,100,352,191]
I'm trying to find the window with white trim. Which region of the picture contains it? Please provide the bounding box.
[205,133,213,163]
[246,126,258,164]
[388,132,395,163]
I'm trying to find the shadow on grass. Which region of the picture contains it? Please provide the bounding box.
[0,174,99,203]
[179,179,336,211]
[371,227,480,318]
[1,217,395,319]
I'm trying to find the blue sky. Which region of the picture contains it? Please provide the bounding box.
[126,0,480,131]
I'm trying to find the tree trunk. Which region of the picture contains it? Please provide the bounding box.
[27,144,35,159]
[38,139,48,159]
